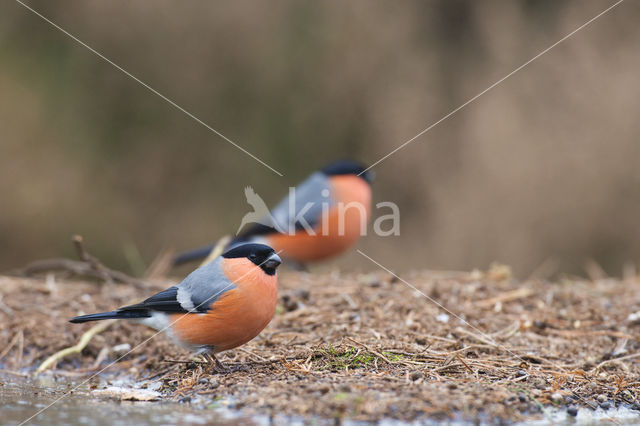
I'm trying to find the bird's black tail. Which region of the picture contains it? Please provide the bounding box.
[172,244,215,266]
[69,310,151,323]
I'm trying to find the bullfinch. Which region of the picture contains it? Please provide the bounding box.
[173,160,374,268]
[70,243,281,370]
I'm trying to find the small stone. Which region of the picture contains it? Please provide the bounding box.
[436,313,450,323]
[565,396,573,404]
[518,394,527,403]
[533,320,546,329]
[410,371,423,381]
[145,381,163,392]
[199,378,208,385]
[415,337,427,346]
[600,401,611,410]
[112,343,132,353]
[368,279,381,287]
[631,403,640,411]
[280,294,299,312]
[179,396,191,404]
[93,386,160,401]
[596,394,607,403]
[551,392,564,404]
[567,406,578,417]
[532,378,546,389]
[293,289,310,300]
[516,369,527,377]
[318,384,331,394]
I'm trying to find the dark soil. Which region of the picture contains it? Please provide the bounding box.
[2,265,640,422]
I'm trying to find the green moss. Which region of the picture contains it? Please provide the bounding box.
[382,352,404,362]
[316,345,376,371]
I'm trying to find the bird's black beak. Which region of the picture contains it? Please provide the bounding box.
[261,253,282,275]
[264,253,282,269]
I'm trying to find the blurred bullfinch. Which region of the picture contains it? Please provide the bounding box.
[173,160,374,268]
[70,243,281,369]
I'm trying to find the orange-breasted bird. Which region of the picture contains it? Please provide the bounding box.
[70,243,281,369]
[173,160,374,268]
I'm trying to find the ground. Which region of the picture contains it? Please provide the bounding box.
[2,264,640,423]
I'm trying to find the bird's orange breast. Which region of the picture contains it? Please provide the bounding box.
[169,259,278,352]
[267,175,371,262]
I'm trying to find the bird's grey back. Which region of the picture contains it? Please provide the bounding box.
[270,171,333,232]
[176,257,235,312]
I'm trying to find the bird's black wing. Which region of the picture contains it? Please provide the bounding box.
[119,286,189,313]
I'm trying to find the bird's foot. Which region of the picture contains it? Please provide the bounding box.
[202,353,231,374]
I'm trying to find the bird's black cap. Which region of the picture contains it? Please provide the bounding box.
[321,160,374,184]
[222,243,281,275]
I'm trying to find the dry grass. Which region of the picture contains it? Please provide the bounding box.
[2,265,640,422]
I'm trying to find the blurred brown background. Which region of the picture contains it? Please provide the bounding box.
[1,0,639,278]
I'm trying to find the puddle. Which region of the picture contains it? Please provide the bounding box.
[0,373,255,426]
[523,405,640,425]
[2,373,639,425]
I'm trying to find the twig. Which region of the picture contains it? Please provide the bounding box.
[91,346,110,370]
[433,363,466,373]
[0,293,14,315]
[546,329,637,341]
[0,369,29,377]
[199,235,231,267]
[0,329,23,362]
[584,259,608,281]
[72,235,112,284]
[144,248,175,280]
[238,347,269,362]
[16,329,24,369]
[526,257,559,281]
[15,258,146,288]
[455,354,474,374]
[454,327,502,348]
[161,359,208,365]
[596,352,640,370]
[346,337,393,364]
[476,288,534,308]
[36,319,117,373]
[14,235,147,288]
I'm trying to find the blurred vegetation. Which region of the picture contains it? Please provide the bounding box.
[1,0,639,277]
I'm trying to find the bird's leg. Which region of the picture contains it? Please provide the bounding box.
[203,352,229,373]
